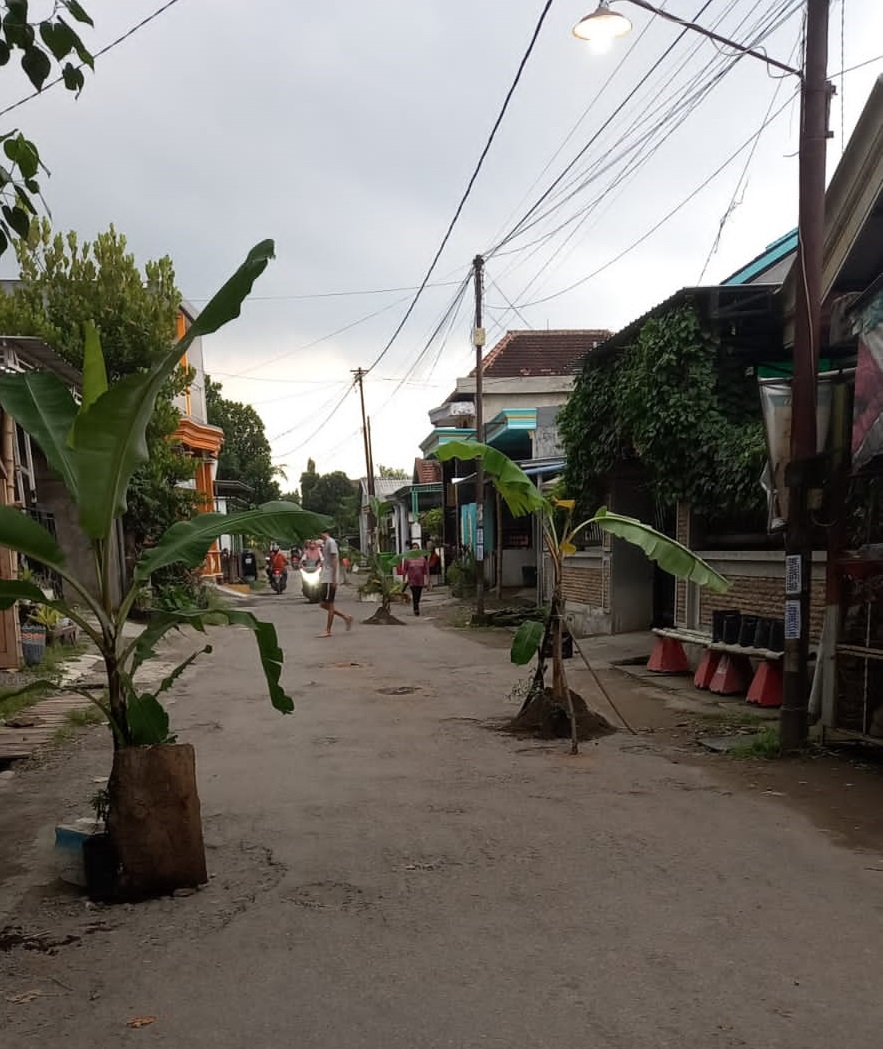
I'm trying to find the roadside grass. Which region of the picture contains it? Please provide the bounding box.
[0,640,91,723]
[695,708,769,728]
[53,703,106,742]
[728,726,782,759]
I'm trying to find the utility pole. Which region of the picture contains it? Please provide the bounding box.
[781,0,831,752]
[473,254,486,617]
[353,368,376,552]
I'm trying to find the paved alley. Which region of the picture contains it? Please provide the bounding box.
[1,584,882,1048]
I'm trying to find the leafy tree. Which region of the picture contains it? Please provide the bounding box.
[0,220,198,562]
[205,377,279,506]
[378,464,408,479]
[299,461,359,537]
[300,458,317,508]
[0,2,94,255]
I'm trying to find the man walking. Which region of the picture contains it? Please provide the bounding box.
[317,529,353,637]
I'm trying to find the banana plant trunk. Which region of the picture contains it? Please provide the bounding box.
[550,586,579,755]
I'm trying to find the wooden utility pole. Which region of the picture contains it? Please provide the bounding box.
[353,368,376,552]
[781,0,831,751]
[473,255,486,617]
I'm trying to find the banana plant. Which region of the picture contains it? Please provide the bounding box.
[436,440,730,752]
[0,240,330,747]
[359,547,427,620]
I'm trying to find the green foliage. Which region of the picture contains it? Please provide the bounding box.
[0,241,301,750]
[378,464,408,479]
[592,508,729,592]
[558,305,767,517]
[419,506,443,539]
[511,620,545,665]
[300,459,359,536]
[0,220,200,554]
[728,727,781,759]
[0,2,94,256]
[358,550,411,612]
[436,440,546,516]
[446,550,477,598]
[205,376,280,505]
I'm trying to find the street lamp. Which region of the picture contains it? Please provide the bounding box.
[573,0,831,751]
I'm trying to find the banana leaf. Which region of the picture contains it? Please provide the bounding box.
[510,619,545,665]
[70,240,275,541]
[0,508,67,571]
[140,606,292,714]
[0,370,78,496]
[435,440,546,516]
[592,508,730,593]
[134,501,330,580]
[0,578,56,610]
[81,320,107,411]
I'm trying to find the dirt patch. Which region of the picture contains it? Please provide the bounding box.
[507,687,616,741]
[363,607,405,626]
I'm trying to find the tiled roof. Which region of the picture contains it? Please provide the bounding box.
[413,458,441,484]
[471,329,611,378]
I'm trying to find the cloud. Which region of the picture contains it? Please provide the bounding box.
[2,0,882,489]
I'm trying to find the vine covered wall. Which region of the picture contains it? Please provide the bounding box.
[559,305,767,521]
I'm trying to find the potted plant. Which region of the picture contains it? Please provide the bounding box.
[0,240,329,900]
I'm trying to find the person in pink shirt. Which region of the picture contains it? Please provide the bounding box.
[402,542,431,617]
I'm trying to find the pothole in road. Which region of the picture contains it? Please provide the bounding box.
[376,686,420,696]
[283,881,370,913]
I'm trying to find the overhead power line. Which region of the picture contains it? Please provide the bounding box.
[519,87,800,309]
[365,0,556,375]
[0,0,188,120]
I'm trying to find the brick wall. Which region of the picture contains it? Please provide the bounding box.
[561,562,603,607]
[700,574,826,641]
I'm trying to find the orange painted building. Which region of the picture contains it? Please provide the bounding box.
[172,305,224,576]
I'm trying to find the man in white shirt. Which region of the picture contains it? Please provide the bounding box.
[317,530,353,637]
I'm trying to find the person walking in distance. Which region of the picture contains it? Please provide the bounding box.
[403,542,431,616]
[317,529,353,637]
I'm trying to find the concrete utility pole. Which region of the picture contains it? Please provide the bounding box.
[781,0,831,752]
[473,254,486,617]
[352,367,376,552]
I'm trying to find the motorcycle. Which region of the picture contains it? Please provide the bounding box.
[269,567,288,594]
[300,562,323,603]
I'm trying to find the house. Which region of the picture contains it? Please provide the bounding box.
[358,477,405,553]
[558,73,883,741]
[386,458,443,556]
[172,303,225,577]
[421,329,609,587]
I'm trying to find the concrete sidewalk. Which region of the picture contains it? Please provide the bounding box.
[1,588,882,1049]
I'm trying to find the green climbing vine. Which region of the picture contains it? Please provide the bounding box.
[559,305,767,520]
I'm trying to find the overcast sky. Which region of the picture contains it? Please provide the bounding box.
[4,0,883,489]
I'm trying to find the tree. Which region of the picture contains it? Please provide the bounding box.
[0,220,198,561]
[0,242,330,899]
[205,377,280,506]
[0,2,95,256]
[378,464,408,479]
[299,462,359,536]
[436,441,729,754]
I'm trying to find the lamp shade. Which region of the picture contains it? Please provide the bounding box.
[572,2,633,44]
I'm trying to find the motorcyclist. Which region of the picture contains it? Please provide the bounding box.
[269,544,288,590]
